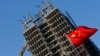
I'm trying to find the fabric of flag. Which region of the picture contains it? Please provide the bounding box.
[66,26,97,47]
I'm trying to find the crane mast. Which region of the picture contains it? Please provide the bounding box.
[19,44,27,56]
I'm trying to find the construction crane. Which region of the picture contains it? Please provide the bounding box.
[19,44,27,56]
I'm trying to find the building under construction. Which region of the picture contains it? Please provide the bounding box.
[20,1,100,56]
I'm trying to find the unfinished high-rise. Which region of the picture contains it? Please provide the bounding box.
[21,1,100,56]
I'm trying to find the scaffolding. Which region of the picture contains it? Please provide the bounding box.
[19,1,100,56]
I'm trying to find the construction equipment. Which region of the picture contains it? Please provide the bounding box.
[19,44,27,56]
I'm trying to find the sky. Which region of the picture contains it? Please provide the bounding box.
[0,0,100,56]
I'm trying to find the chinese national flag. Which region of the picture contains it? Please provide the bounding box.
[66,26,97,47]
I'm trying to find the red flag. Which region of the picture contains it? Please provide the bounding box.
[66,26,97,47]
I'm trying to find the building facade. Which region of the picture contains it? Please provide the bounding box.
[22,1,100,56]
